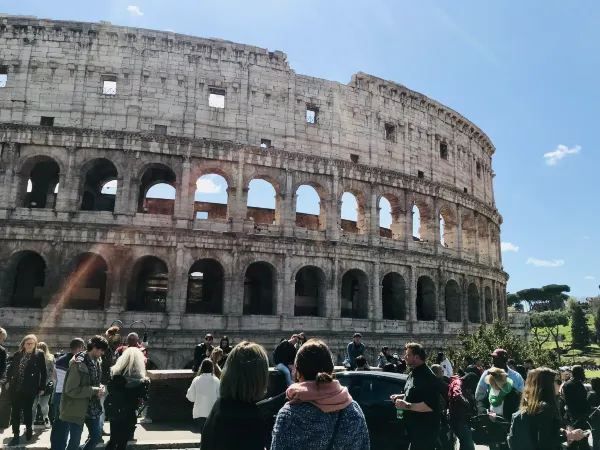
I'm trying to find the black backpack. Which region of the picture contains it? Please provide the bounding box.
[507,410,536,450]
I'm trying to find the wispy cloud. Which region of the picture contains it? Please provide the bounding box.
[196,175,224,194]
[501,242,519,253]
[127,5,144,16]
[543,144,581,166]
[585,275,596,280]
[526,257,565,268]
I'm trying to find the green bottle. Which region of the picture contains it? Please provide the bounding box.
[396,408,404,419]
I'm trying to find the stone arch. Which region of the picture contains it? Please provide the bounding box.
[127,256,169,312]
[294,265,326,317]
[137,163,177,215]
[340,191,366,234]
[381,272,406,320]
[247,178,278,225]
[378,193,403,239]
[416,276,436,321]
[461,210,476,257]
[445,279,461,322]
[19,155,60,209]
[194,174,229,221]
[243,261,275,315]
[341,269,369,319]
[80,158,118,212]
[3,250,46,307]
[60,252,108,310]
[439,205,457,249]
[478,215,490,263]
[468,283,480,323]
[186,258,224,313]
[295,184,325,231]
[485,286,494,323]
[411,197,433,242]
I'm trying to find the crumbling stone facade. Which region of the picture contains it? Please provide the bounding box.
[0,15,507,368]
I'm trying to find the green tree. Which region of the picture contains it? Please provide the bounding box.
[512,285,570,311]
[530,310,569,356]
[595,307,600,342]
[571,301,591,350]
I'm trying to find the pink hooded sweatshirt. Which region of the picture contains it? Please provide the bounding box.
[286,379,353,413]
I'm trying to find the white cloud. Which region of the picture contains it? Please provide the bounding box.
[543,144,580,166]
[526,257,565,268]
[501,242,519,253]
[196,176,224,194]
[127,5,144,16]
[585,275,596,280]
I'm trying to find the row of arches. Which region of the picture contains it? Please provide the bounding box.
[2,250,502,323]
[15,156,500,262]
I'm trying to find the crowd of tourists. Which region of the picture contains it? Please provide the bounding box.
[1,324,600,450]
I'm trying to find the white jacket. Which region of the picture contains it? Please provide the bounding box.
[186,373,220,419]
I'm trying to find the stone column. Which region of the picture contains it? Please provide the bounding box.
[281,170,294,237]
[369,186,380,245]
[474,213,480,263]
[327,257,340,319]
[114,170,133,216]
[276,254,291,317]
[456,204,463,258]
[326,173,340,242]
[370,260,381,321]
[230,152,247,233]
[408,265,417,324]
[432,197,440,251]
[405,192,413,245]
[55,147,77,213]
[166,247,185,329]
[174,158,193,221]
[437,269,446,323]
[479,278,486,324]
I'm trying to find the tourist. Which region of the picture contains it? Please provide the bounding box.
[295,332,307,350]
[104,347,150,450]
[355,355,370,371]
[273,334,298,387]
[50,337,85,449]
[201,341,269,450]
[377,346,398,369]
[115,332,148,364]
[562,365,591,450]
[508,367,587,450]
[431,364,452,450]
[193,334,215,372]
[210,347,224,378]
[271,339,369,450]
[587,378,600,450]
[6,333,47,445]
[344,333,366,370]
[0,327,7,393]
[186,358,220,433]
[475,348,524,413]
[31,341,56,428]
[53,335,108,450]
[448,373,479,450]
[437,352,453,378]
[391,342,441,449]
[218,336,232,366]
[481,367,520,450]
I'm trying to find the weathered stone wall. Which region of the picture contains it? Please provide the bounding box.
[0,15,508,367]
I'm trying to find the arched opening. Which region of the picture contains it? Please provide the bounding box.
[340,192,365,234]
[247,179,277,225]
[341,269,368,319]
[379,197,392,238]
[294,266,325,317]
[194,174,228,221]
[468,283,480,323]
[412,204,421,240]
[137,164,177,215]
[445,280,461,322]
[439,214,446,246]
[439,206,458,249]
[127,256,168,312]
[295,184,323,231]
[61,253,107,310]
[6,251,46,307]
[186,259,224,313]
[382,272,406,320]
[243,262,274,315]
[485,286,494,323]
[416,276,436,321]
[80,159,118,212]
[21,157,60,209]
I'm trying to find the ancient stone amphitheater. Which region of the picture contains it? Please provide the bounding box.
[0,15,507,368]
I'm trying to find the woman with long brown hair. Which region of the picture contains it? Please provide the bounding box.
[31,341,56,428]
[508,367,587,450]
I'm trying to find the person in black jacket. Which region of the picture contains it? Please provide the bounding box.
[104,347,150,450]
[201,341,269,450]
[563,365,591,450]
[6,334,47,445]
[587,378,600,450]
[0,327,7,386]
[273,335,298,386]
[193,334,215,372]
[218,336,232,367]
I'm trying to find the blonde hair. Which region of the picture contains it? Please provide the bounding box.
[37,342,54,362]
[110,347,147,378]
[0,327,7,342]
[19,334,38,352]
[485,367,508,390]
[210,347,224,363]
[220,341,268,403]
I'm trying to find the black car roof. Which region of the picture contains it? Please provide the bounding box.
[335,371,409,382]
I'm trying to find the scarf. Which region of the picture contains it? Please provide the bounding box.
[286,380,353,413]
[488,378,513,407]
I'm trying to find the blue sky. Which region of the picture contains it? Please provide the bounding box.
[4,0,599,297]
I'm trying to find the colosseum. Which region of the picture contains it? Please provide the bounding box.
[0,15,507,368]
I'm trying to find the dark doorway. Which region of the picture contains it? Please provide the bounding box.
[468,283,480,323]
[445,280,461,322]
[416,276,436,321]
[382,272,406,320]
[127,257,168,312]
[80,159,118,212]
[341,269,368,319]
[23,158,60,209]
[294,266,325,317]
[243,262,274,315]
[8,251,46,307]
[62,253,107,310]
[186,259,224,314]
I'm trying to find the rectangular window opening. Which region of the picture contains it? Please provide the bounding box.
[417,170,424,179]
[260,138,271,148]
[0,66,8,88]
[102,76,117,95]
[209,88,226,109]
[384,123,396,142]
[464,187,468,194]
[40,116,54,127]
[476,162,482,178]
[306,105,318,124]
[440,142,449,160]
[154,125,167,135]
[350,154,359,163]
[196,211,209,220]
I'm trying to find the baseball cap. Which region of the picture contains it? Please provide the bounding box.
[491,348,508,358]
[353,332,362,338]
